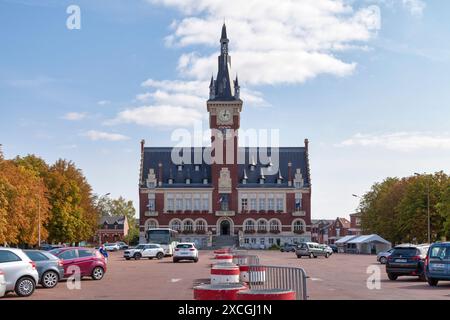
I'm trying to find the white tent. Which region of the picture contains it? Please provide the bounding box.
[346,234,391,254]
[335,235,359,253]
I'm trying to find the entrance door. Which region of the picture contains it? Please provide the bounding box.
[220,220,230,236]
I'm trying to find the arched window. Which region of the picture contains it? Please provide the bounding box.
[195,220,206,232]
[145,219,158,230]
[269,220,280,231]
[293,219,305,233]
[170,219,181,231]
[244,220,255,231]
[257,220,267,232]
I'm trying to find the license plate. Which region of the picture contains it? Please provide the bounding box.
[432,263,445,269]
[180,252,189,255]
[395,259,407,263]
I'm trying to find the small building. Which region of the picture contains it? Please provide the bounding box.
[311,219,334,244]
[336,234,391,254]
[95,216,129,245]
[327,217,351,244]
[349,212,362,236]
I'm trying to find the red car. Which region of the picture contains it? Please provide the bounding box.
[49,247,106,280]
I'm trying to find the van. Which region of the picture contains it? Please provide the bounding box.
[425,242,450,286]
[295,242,331,259]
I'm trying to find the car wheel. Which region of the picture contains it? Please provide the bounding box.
[15,276,36,297]
[325,253,330,258]
[91,267,105,280]
[380,257,387,264]
[125,258,130,261]
[194,258,199,263]
[297,255,301,259]
[173,258,178,263]
[156,252,164,260]
[41,270,59,289]
[134,253,142,260]
[427,278,438,286]
[387,273,398,281]
[309,253,314,259]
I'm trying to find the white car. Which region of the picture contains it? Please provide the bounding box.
[0,269,6,298]
[173,243,199,263]
[123,244,165,260]
[104,243,120,251]
[0,248,39,297]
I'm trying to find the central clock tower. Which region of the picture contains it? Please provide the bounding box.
[207,23,243,215]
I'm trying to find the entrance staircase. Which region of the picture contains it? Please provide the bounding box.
[212,235,238,249]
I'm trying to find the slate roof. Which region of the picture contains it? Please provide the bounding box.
[99,216,126,229]
[140,147,310,189]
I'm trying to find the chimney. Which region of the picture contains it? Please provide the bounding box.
[304,138,309,151]
[141,139,145,153]
[288,161,292,186]
[158,162,163,187]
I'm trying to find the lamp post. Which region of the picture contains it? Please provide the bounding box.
[414,173,431,244]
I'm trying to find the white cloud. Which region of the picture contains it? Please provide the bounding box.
[149,0,381,85]
[62,112,87,121]
[337,132,450,152]
[111,105,204,128]
[83,130,130,141]
[97,100,111,106]
[402,0,426,16]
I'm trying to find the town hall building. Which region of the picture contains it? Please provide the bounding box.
[138,24,312,248]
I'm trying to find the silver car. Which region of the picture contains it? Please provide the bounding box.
[377,248,394,264]
[0,248,39,297]
[24,250,64,288]
[0,269,6,297]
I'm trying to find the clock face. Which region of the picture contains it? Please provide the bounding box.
[218,109,232,123]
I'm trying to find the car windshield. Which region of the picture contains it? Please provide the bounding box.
[392,248,418,257]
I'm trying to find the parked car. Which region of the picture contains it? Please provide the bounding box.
[329,244,338,253]
[116,242,129,250]
[321,244,333,255]
[0,269,6,298]
[377,248,394,264]
[296,242,331,258]
[123,244,165,260]
[386,244,429,281]
[24,250,64,289]
[425,242,450,286]
[104,243,120,251]
[0,248,39,297]
[49,247,107,280]
[39,244,64,251]
[173,243,199,263]
[280,243,297,252]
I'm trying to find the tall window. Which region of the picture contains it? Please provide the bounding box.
[259,198,266,211]
[295,193,302,210]
[276,198,283,211]
[167,199,174,211]
[176,198,183,210]
[219,194,229,211]
[294,220,304,232]
[196,220,205,231]
[250,198,257,210]
[184,220,193,231]
[170,220,181,231]
[258,220,267,232]
[270,220,280,231]
[147,199,155,211]
[202,198,209,211]
[244,220,255,231]
[241,198,248,211]
[268,198,274,210]
[194,198,201,211]
[185,198,192,210]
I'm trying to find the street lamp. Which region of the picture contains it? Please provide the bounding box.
[414,173,431,244]
[352,194,360,198]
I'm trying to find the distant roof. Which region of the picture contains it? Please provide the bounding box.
[99,216,126,225]
[347,234,391,245]
[140,147,310,189]
[335,235,358,244]
[336,217,351,229]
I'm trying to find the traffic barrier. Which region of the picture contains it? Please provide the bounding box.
[232,254,259,266]
[211,264,240,285]
[193,283,248,300]
[212,254,233,264]
[236,289,296,300]
[247,265,308,300]
[239,265,266,284]
[214,248,231,254]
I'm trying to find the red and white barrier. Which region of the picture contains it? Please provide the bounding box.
[236,289,296,300]
[211,264,240,285]
[214,248,230,254]
[239,265,266,284]
[194,283,248,300]
[212,254,233,265]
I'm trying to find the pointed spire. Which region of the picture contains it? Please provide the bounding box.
[221,22,228,41]
[209,74,214,88]
[235,74,239,87]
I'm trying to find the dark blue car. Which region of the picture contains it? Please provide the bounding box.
[425,242,450,286]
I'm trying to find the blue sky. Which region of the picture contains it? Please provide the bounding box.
[1,0,449,219]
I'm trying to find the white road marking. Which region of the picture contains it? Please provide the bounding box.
[170,278,182,283]
[310,277,323,281]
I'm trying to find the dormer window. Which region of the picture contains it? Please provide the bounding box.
[168,178,173,184]
[277,178,282,184]
[259,178,264,184]
[147,181,155,189]
[177,165,183,172]
[186,178,191,184]
[203,178,208,185]
[194,165,200,171]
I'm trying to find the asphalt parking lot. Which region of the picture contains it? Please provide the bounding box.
[3,250,450,300]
